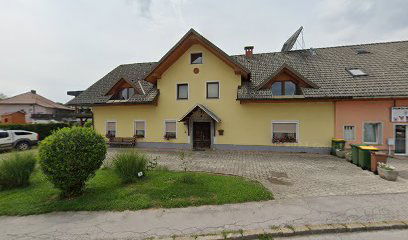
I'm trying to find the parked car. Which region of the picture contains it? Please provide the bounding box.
[0,130,39,151]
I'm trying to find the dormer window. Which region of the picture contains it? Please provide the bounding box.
[191,53,203,64]
[271,81,298,96]
[113,87,135,100]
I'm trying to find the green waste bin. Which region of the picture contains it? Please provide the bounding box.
[331,138,346,155]
[350,144,366,165]
[357,146,379,170]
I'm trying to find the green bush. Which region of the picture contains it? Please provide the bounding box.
[83,120,93,128]
[0,123,69,140]
[0,152,36,190]
[38,127,107,197]
[112,151,148,183]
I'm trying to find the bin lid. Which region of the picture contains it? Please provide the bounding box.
[332,138,346,142]
[358,146,379,150]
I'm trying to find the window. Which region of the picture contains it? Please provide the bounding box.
[113,87,135,100]
[0,132,9,139]
[164,120,177,139]
[106,121,116,137]
[343,126,355,141]
[347,68,367,77]
[134,121,145,138]
[14,131,31,136]
[271,82,282,96]
[363,122,382,144]
[271,81,297,96]
[272,122,298,143]
[206,82,219,99]
[177,84,188,100]
[190,53,203,64]
[285,81,296,95]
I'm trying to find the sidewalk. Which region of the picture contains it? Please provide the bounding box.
[1,192,408,240]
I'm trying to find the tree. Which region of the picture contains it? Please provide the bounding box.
[0,93,6,99]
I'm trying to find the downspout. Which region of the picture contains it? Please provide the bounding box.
[333,100,337,139]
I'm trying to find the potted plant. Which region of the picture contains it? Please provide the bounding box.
[163,133,175,140]
[335,149,345,158]
[378,162,398,181]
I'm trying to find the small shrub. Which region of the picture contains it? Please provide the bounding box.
[83,120,93,128]
[0,152,36,190]
[112,151,148,183]
[39,127,107,197]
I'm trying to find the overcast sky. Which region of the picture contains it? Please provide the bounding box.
[1,0,408,103]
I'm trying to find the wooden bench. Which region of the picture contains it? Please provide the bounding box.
[108,136,137,147]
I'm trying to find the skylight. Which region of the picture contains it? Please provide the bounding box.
[347,68,367,77]
[355,48,371,54]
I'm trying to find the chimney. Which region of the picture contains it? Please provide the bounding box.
[244,46,254,58]
[31,90,36,94]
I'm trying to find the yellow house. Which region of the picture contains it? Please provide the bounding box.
[69,29,335,153]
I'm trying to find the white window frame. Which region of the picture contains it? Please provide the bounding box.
[343,125,356,141]
[190,52,203,64]
[176,83,189,100]
[271,120,300,143]
[206,81,220,99]
[164,120,177,139]
[362,121,383,144]
[134,120,146,138]
[105,120,117,137]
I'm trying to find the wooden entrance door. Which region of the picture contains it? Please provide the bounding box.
[193,122,211,149]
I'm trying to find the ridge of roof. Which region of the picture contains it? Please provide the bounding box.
[107,39,408,70]
[231,39,408,57]
[0,91,72,110]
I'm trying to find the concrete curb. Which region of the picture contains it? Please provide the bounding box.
[158,220,408,240]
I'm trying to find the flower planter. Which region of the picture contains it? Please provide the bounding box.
[370,152,388,174]
[378,167,398,181]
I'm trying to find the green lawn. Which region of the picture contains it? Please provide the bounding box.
[0,168,273,216]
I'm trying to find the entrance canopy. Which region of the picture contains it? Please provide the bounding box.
[178,104,221,123]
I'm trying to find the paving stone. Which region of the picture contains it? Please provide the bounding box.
[106,149,408,199]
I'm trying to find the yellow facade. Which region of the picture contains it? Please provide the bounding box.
[93,44,334,150]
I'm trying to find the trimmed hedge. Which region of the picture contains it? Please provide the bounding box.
[39,127,107,197]
[0,123,69,140]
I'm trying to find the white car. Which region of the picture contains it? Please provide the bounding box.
[0,130,39,151]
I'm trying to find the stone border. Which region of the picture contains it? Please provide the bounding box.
[158,220,408,240]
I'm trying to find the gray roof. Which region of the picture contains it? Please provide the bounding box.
[235,40,408,99]
[68,62,158,105]
[68,40,408,105]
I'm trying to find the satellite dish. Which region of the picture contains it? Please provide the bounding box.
[281,26,303,52]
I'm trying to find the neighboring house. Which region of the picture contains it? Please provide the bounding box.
[0,110,26,124]
[0,90,73,124]
[68,28,408,154]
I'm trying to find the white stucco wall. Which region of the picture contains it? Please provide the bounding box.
[0,104,54,123]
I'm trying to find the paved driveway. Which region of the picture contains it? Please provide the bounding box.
[107,149,408,199]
